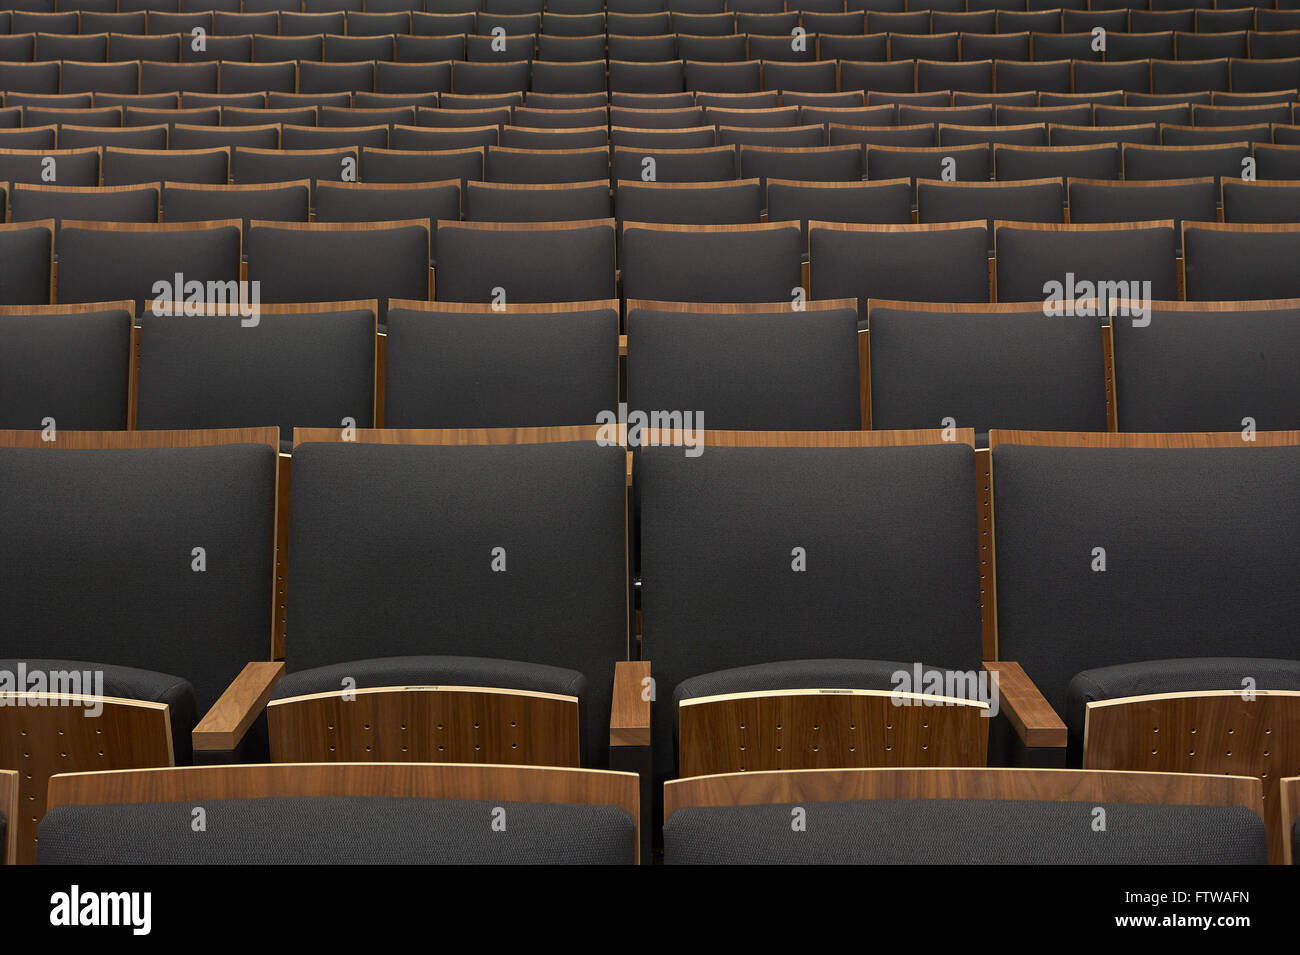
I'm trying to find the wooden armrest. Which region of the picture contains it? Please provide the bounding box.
[982,661,1067,749]
[192,661,286,752]
[610,660,651,747]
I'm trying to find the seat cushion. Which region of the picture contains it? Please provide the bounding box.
[38,796,635,864]
[0,658,196,765]
[664,798,1267,864]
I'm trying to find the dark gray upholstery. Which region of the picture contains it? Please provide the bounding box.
[137,309,375,444]
[1050,125,1158,149]
[621,223,801,304]
[391,125,499,151]
[767,180,913,245]
[38,797,635,864]
[917,180,1064,250]
[868,306,1107,438]
[1184,226,1300,301]
[247,222,428,321]
[9,185,158,231]
[1068,179,1217,254]
[361,147,485,184]
[102,147,229,187]
[383,305,618,428]
[57,224,240,316]
[0,658,197,765]
[314,182,460,253]
[1123,143,1250,184]
[614,181,761,226]
[1112,306,1300,432]
[0,307,131,430]
[738,145,863,185]
[0,224,53,306]
[1066,657,1300,762]
[995,144,1123,180]
[464,181,611,222]
[664,798,1267,864]
[161,183,310,237]
[434,221,615,303]
[0,149,99,188]
[484,146,609,184]
[611,146,737,183]
[231,147,358,185]
[59,125,170,152]
[274,655,586,704]
[169,124,279,150]
[638,442,981,787]
[286,440,627,765]
[626,306,860,429]
[866,144,992,187]
[810,223,989,322]
[994,224,1178,304]
[1222,181,1300,225]
[0,443,276,714]
[992,443,1300,720]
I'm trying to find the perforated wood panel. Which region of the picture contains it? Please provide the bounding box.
[678,689,989,778]
[267,686,581,768]
[0,694,173,866]
[1085,690,1300,864]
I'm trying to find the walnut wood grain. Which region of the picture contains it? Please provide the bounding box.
[0,695,173,865]
[636,428,975,448]
[664,766,1262,823]
[1280,775,1299,866]
[267,687,581,767]
[610,661,651,748]
[292,425,604,447]
[0,770,17,866]
[192,662,285,753]
[983,661,1067,748]
[990,429,1300,448]
[679,689,989,778]
[1085,690,1300,864]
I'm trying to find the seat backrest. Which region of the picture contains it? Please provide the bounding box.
[626,299,862,430]
[0,220,54,306]
[285,431,629,765]
[57,220,242,316]
[638,431,982,785]
[621,221,803,304]
[867,300,1108,439]
[1183,222,1300,301]
[990,430,1300,716]
[993,221,1178,304]
[433,219,616,303]
[0,301,133,431]
[246,219,429,321]
[0,428,279,712]
[382,300,620,429]
[1111,300,1300,433]
[137,301,377,445]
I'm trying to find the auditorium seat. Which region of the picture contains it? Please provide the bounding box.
[625,299,862,429]
[247,219,429,321]
[0,427,280,864]
[0,301,133,430]
[36,763,639,864]
[621,221,802,303]
[433,218,616,303]
[382,299,619,428]
[8,183,159,232]
[810,221,990,322]
[1110,299,1300,433]
[865,299,1108,441]
[989,428,1300,861]
[614,178,762,224]
[1183,222,1300,300]
[57,220,240,316]
[137,301,376,447]
[662,767,1268,864]
[992,221,1178,304]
